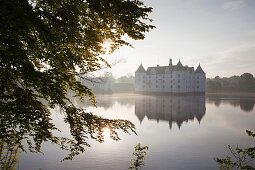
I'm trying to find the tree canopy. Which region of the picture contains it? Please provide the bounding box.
[0,0,154,160]
[239,73,255,92]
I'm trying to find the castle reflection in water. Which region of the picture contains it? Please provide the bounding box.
[135,95,206,129]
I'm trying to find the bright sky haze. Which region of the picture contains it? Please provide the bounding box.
[105,0,255,78]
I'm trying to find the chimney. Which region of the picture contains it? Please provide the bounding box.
[169,58,172,66]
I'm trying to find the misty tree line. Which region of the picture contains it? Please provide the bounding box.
[95,72,255,93]
[207,73,255,92]
[106,74,135,93]
[109,72,255,93]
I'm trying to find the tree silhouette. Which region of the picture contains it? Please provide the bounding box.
[239,73,255,92]
[215,130,255,169]
[0,0,154,160]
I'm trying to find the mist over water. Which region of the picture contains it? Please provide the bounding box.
[18,94,255,170]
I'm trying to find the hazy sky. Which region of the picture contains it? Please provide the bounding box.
[105,0,255,78]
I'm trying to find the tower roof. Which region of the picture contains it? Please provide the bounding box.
[176,60,185,71]
[195,64,205,73]
[136,64,146,73]
[177,60,183,67]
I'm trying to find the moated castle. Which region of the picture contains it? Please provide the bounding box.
[135,59,206,94]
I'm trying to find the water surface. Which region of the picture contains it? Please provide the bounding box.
[18,94,255,170]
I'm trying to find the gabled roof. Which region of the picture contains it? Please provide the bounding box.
[138,60,202,75]
[176,60,186,71]
[146,65,195,75]
[177,60,183,67]
[195,64,205,73]
[136,64,146,73]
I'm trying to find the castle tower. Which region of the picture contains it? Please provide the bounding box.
[195,64,206,93]
[135,64,146,92]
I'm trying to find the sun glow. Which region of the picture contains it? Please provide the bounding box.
[101,40,112,53]
[103,127,111,140]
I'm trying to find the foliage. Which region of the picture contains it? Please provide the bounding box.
[206,73,255,92]
[117,74,135,84]
[0,0,154,161]
[0,139,20,170]
[239,73,255,92]
[78,73,135,93]
[63,107,137,160]
[129,143,149,170]
[215,129,255,170]
[206,80,222,92]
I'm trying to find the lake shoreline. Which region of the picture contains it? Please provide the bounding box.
[206,92,255,98]
[95,92,255,98]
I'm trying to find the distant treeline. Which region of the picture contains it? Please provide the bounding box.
[91,73,255,94]
[111,74,135,93]
[206,73,255,92]
[85,74,135,94]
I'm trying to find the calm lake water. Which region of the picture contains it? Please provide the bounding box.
[18,94,255,170]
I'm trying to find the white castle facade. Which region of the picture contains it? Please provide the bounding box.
[135,59,206,94]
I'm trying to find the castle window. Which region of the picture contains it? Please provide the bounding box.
[197,76,199,79]
[197,81,199,83]
[156,80,158,83]
[171,80,172,83]
[163,85,165,88]
[178,85,180,88]
[156,85,158,88]
[197,86,199,89]
[170,85,172,88]
[178,80,180,83]
[163,80,165,83]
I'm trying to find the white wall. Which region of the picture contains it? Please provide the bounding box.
[135,68,206,93]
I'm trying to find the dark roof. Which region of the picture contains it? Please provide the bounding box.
[175,60,186,71]
[146,64,196,75]
[177,60,183,67]
[188,67,194,73]
[139,60,203,75]
[136,64,146,73]
[195,64,205,73]
[147,66,169,74]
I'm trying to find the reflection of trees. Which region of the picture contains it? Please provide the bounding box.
[207,96,255,112]
[63,107,136,160]
[114,97,135,107]
[240,99,254,112]
[135,96,206,129]
[72,94,136,109]
[215,130,255,169]
[0,103,136,161]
